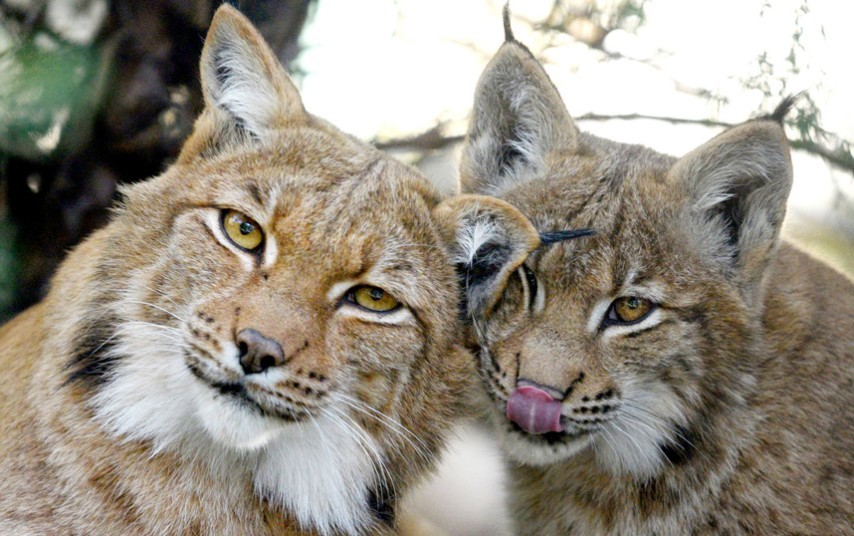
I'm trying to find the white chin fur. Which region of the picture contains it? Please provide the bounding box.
[256,409,382,536]
[91,322,382,536]
[196,394,284,450]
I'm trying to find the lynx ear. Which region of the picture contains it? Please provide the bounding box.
[434,195,541,319]
[671,105,793,287]
[461,12,578,194]
[180,5,304,160]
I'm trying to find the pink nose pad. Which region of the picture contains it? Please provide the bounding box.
[506,385,564,434]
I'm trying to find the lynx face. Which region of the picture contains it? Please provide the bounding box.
[458,38,793,478]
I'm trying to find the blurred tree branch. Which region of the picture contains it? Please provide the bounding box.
[378,0,854,178]
[375,111,854,177]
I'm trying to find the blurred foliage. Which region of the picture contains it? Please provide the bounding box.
[530,0,854,177]
[0,0,314,321]
[0,31,111,161]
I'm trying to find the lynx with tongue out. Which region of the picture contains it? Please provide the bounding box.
[506,385,563,434]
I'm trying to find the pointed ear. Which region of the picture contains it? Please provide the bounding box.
[460,40,578,194]
[179,5,304,160]
[433,195,541,319]
[671,117,793,288]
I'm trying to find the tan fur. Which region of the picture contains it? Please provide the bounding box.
[0,6,519,535]
[458,19,853,535]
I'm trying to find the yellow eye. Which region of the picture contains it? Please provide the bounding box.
[350,286,400,313]
[611,296,654,323]
[222,210,264,252]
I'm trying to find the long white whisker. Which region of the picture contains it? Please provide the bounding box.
[333,393,435,466]
[323,406,393,499]
[610,420,658,471]
[124,300,189,324]
[622,401,696,448]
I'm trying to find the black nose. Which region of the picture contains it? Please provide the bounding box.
[236,328,285,374]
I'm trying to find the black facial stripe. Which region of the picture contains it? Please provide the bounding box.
[367,487,395,526]
[659,424,697,466]
[245,179,264,205]
[65,315,122,388]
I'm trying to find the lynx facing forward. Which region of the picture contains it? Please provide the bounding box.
[455,12,854,535]
[0,6,536,535]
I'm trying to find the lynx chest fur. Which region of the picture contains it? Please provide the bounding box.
[453,11,854,535]
[0,6,490,535]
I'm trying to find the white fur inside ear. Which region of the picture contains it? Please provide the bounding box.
[455,215,500,267]
[504,80,549,173]
[207,35,281,138]
[202,6,309,141]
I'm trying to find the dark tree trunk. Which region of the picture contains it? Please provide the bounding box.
[0,0,315,319]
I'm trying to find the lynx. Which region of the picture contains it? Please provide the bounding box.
[0,6,535,535]
[453,9,854,535]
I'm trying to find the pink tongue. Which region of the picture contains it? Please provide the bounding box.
[506,386,564,434]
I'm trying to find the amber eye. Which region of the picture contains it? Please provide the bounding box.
[348,286,400,313]
[222,210,263,252]
[608,296,654,324]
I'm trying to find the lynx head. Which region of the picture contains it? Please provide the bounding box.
[57,6,534,534]
[459,15,794,478]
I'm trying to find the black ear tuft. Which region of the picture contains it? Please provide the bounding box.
[768,93,801,124]
[503,3,515,42]
[539,228,596,245]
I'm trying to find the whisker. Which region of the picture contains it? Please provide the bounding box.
[332,393,435,467]
[610,420,658,471]
[124,300,189,324]
[621,401,696,448]
[322,406,394,499]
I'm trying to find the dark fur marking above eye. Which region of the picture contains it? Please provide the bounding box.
[246,180,264,205]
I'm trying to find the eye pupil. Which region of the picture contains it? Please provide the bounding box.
[239,222,254,235]
[369,288,384,301]
[627,298,639,309]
